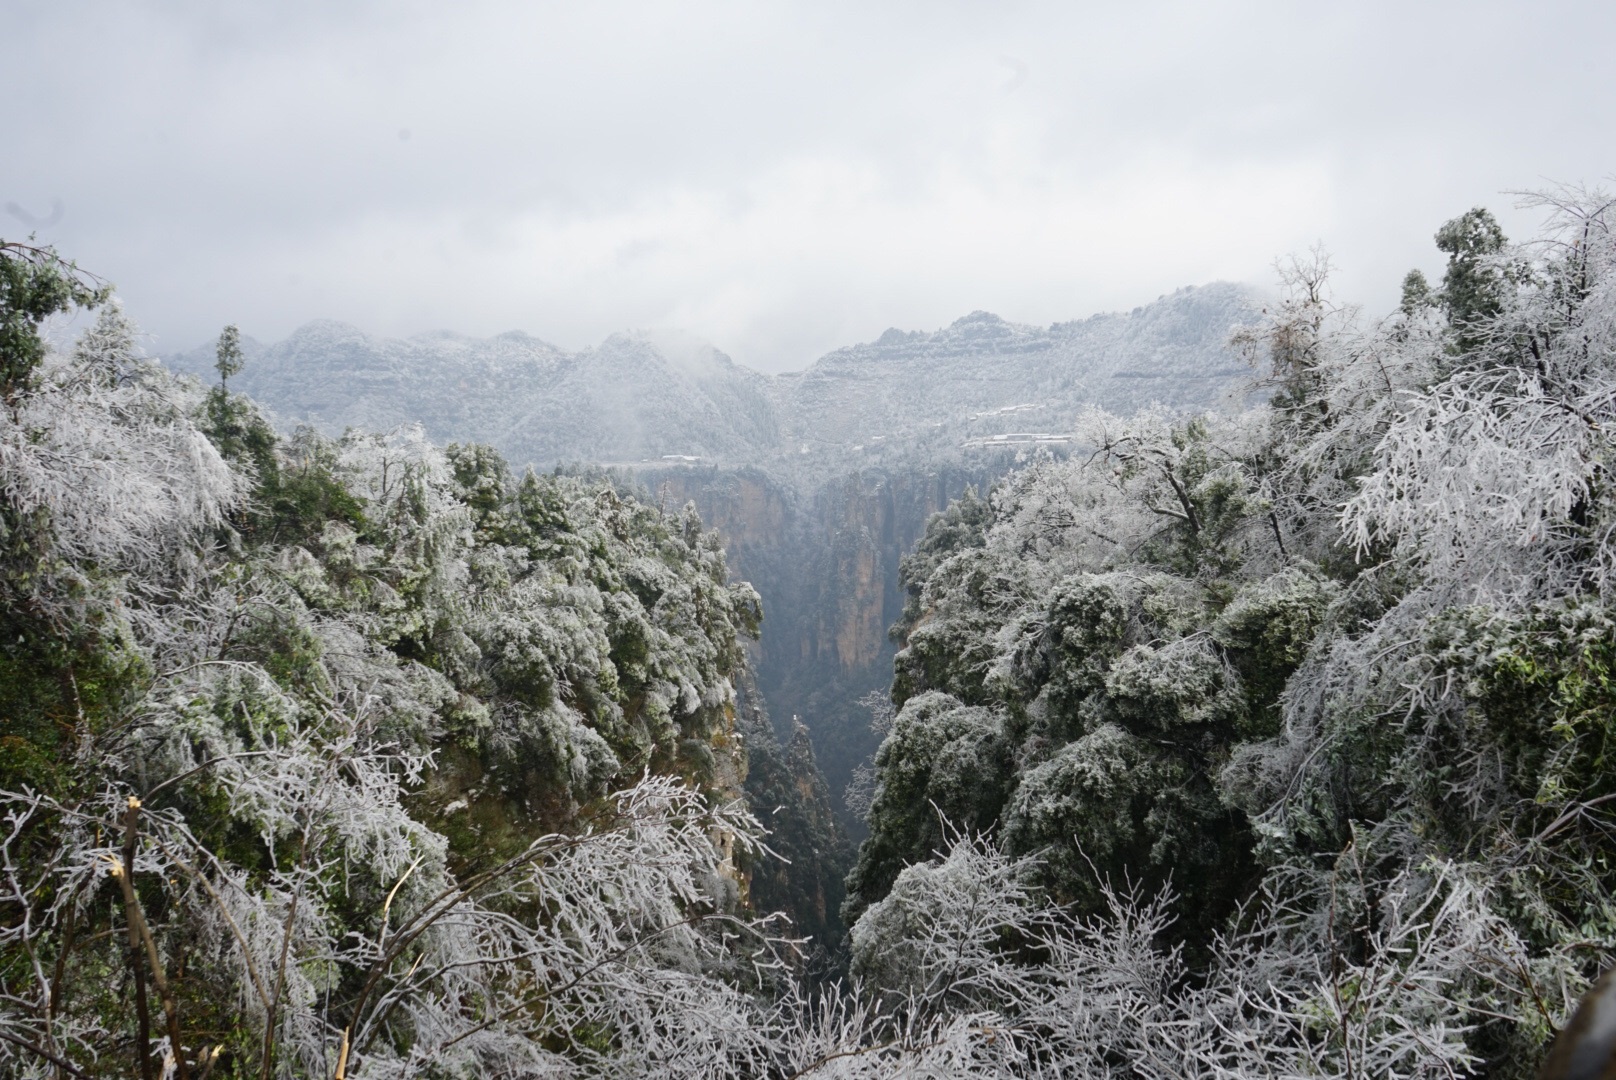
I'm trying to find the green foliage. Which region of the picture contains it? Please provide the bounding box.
[1130,417,1264,577]
[1211,565,1339,735]
[213,322,244,387]
[1424,602,1616,865]
[0,605,147,797]
[843,692,1014,923]
[1401,267,1434,315]
[1001,723,1180,902]
[854,475,1291,936]
[0,275,772,1076]
[258,428,368,546]
[1435,207,1511,352]
[231,431,766,853]
[890,485,992,643]
[890,545,1030,707]
[0,240,108,398]
[203,383,279,484]
[739,703,853,970]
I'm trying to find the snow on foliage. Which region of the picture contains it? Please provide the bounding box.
[845,190,1616,1077]
[0,248,780,1079]
[0,303,247,618]
[9,184,1616,1077]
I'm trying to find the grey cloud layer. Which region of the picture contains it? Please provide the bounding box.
[8,0,1614,370]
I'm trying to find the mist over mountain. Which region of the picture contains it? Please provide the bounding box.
[164,320,782,464]
[778,284,1256,454]
[165,282,1258,470]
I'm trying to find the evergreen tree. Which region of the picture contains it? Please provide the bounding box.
[1400,266,1433,314]
[1435,206,1511,351]
[0,240,106,397]
[213,322,243,389]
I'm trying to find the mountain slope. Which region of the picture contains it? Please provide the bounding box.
[166,283,1258,469]
[165,321,782,464]
[780,283,1256,452]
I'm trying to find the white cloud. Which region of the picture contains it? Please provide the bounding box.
[7,0,1615,368]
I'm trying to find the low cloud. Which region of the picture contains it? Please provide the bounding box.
[8,0,1613,369]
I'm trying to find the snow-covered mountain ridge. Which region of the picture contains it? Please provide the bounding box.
[163,282,1260,469]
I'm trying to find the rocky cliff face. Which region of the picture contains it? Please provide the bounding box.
[638,459,1018,817]
[734,665,851,968]
[168,284,1257,473]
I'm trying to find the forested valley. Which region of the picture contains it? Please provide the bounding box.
[6,188,1616,1078]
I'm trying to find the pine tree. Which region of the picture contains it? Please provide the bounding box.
[213,322,243,389]
[1435,206,1511,352]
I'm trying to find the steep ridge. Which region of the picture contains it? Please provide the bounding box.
[638,461,1008,822]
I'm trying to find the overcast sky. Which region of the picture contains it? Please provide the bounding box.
[6,1,1614,371]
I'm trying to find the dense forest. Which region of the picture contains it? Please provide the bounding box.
[4,186,1616,1077]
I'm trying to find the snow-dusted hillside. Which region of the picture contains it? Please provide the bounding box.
[163,283,1259,469]
[780,283,1258,452]
[164,320,782,465]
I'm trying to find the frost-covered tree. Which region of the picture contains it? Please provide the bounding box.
[0,249,786,1078]
[12,183,1616,1079]
[849,407,1287,935]
[844,190,1616,1076]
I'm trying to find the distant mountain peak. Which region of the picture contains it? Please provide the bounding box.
[495,329,545,344]
[287,318,367,341]
[631,328,737,377]
[160,282,1262,468]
